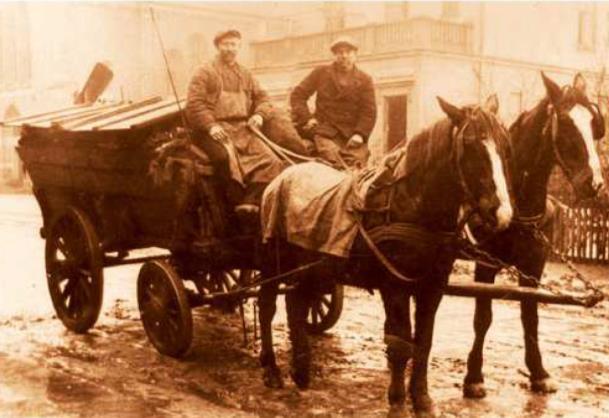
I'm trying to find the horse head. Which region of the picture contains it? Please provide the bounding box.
[541,71,605,201]
[437,96,513,231]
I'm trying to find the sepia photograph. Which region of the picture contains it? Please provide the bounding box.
[1,1,609,417]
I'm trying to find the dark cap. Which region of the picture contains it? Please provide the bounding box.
[330,36,358,53]
[214,29,242,47]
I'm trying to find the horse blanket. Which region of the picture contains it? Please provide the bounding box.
[261,150,406,257]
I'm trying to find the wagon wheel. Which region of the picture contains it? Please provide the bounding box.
[194,269,249,313]
[137,260,193,358]
[306,284,344,334]
[45,206,103,333]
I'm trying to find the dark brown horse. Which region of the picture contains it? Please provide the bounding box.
[257,98,513,417]
[463,72,606,399]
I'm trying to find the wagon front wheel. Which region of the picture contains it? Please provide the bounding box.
[137,260,192,358]
[306,284,344,334]
[45,206,103,333]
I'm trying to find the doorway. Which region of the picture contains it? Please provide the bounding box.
[385,95,407,151]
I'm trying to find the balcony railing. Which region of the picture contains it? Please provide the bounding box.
[252,17,473,69]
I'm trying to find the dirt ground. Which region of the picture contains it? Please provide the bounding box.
[1,194,608,418]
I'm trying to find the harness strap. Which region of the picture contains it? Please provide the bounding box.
[356,221,416,283]
[356,220,458,284]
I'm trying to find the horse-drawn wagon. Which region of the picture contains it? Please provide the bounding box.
[5,97,344,357]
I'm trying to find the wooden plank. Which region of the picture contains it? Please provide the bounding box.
[27,103,119,127]
[63,97,163,129]
[93,99,185,130]
[45,102,127,127]
[75,98,179,131]
[1,103,90,126]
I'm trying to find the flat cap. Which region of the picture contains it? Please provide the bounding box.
[214,29,242,46]
[330,36,358,53]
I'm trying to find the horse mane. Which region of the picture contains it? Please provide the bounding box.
[509,97,549,141]
[387,118,455,182]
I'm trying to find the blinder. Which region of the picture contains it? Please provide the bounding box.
[588,102,605,140]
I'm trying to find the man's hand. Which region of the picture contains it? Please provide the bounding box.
[304,118,319,132]
[248,114,264,130]
[209,124,228,142]
[346,134,364,148]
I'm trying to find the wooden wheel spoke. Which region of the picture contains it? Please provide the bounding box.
[226,270,239,282]
[61,277,78,301]
[76,277,93,301]
[311,306,319,325]
[305,285,343,334]
[66,287,80,317]
[51,260,74,280]
[145,289,167,314]
[55,238,74,261]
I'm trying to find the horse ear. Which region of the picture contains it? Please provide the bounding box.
[541,71,562,105]
[484,93,499,115]
[437,96,465,124]
[573,72,587,94]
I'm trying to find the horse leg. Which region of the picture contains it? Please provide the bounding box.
[258,282,283,388]
[516,233,555,394]
[409,285,444,417]
[285,284,312,389]
[463,265,499,399]
[380,284,413,413]
[519,273,555,393]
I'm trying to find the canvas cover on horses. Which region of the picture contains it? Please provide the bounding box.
[261,150,407,257]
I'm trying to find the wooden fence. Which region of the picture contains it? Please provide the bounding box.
[551,202,609,263]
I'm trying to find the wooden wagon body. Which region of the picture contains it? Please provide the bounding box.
[4,98,343,357]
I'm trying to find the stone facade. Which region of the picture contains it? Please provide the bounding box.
[251,2,609,163]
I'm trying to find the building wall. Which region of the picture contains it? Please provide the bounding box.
[252,2,609,163]
[0,1,270,188]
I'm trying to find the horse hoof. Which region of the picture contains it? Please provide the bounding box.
[531,378,557,394]
[414,407,437,418]
[290,368,310,390]
[263,367,284,389]
[412,393,435,418]
[387,403,406,418]
[463,382,487,399]
[388,382,406,405]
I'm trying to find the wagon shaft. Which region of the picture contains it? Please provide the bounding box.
[444,282,604,307]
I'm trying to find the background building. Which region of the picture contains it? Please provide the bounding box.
[2,1,609,187]
[0,1,272,189]
[251,2,609,162]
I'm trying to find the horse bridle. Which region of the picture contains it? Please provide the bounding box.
[452,112,489,210]
[544,103,603,192]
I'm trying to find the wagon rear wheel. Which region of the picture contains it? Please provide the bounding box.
[194,269,250,313]
[137,260,192,358]
[45,206,103,333]
[306,284,344,334]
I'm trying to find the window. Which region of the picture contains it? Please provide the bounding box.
[384,2,409,22]
[441,2,460,19]
[385,95,408,151]
[578,9,596,50]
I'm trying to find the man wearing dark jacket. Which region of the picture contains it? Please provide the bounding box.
[185,29,285,213]
[290,36,377,168]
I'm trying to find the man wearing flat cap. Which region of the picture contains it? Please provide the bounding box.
[290,36,377,168]
[186,29,285,213]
